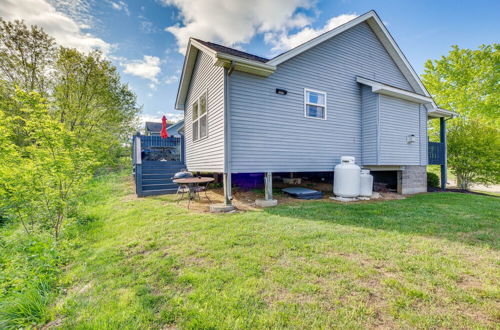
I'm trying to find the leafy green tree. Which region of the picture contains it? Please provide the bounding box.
[447,118,500,190]
[422,44,500,189]
[422,44,499,125]
[0,90,96,239]
[0,19,56,94]
[53,48,140,166]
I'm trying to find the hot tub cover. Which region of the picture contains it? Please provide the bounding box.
[282,187,323,200]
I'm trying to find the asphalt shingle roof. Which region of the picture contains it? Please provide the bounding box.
[192,38,269,63]
[145,121,170,132]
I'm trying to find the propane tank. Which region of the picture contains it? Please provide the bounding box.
[333,156,360,198]
[360,169,373,197]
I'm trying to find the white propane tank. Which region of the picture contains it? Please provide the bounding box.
[360,169,373,197]
[333,156,360,198]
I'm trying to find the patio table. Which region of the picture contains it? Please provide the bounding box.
[173,177,214,208]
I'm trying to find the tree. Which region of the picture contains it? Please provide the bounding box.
[0,90,96,239]
[447,118,500,190]
[422,44,499,125]
[0,19,56,94]
[53,48,140,166]
[422,44,500,189]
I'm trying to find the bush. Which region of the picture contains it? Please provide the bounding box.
[427,172,440,188]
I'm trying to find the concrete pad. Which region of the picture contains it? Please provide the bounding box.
[329,196,359,202]
[255,199,278,207]
[210,203,235,213]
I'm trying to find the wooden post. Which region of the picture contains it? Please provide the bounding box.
[180,134,185,163]
[134,136,143,197]
[223,172,232,206]
[440,117,447,191]
[265,172,273,200]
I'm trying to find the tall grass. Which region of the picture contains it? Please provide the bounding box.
[0,281,52,329]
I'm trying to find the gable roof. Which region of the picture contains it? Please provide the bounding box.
[145,121,170,132]
[192,38,269,63]
[175,10,437,111]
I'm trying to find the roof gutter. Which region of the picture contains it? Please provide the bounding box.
[214,53,276,77]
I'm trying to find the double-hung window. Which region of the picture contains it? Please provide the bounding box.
[304,88,327,120]
[192,91,208,141]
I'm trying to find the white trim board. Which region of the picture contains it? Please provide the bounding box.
[268,11,431,100]
[356,76,433,104]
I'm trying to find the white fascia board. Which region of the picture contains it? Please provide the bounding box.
[357,77,433,104]
[366,13,431,97]
[175,39,218,110]
[175,39,275,110]
[268,11,376,66]
[215,53,276,75]
[428,108,457,118]
[267,10,432,99]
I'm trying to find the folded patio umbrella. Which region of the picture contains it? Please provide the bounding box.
[160,115,168,139]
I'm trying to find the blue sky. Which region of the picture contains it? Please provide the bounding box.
[2,0,499,124]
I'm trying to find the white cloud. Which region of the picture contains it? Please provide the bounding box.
[164,75,179,84]
[122,56,161,83]
[267,13,358,53]
[139,112,184,125]
[0,0,111,54]
[109,1,130,16]
[162,0,314,54]
[165,112,184,123]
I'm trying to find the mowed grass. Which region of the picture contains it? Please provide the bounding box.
[53,172,499,329]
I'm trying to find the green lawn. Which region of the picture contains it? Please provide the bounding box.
[45,173,500,328]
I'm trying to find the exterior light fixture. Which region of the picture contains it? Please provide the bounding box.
[276,88,287,95]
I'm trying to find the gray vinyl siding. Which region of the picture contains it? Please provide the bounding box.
[184,51,225,172]
[361,86,378,165]
[419,105,428,165]
[378,95,420,165]
[229,22,414,173]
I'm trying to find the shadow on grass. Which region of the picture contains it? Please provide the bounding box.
[264,192,499,249]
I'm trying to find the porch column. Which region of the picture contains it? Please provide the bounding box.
[440,117,447,191]
[256,171,278,207]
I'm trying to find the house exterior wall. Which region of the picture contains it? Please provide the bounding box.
[229,22,415,173]
[167,120,184,137]
[361,85,379,165]
[378,94,421,165]
[419,105,428,165]
[184,51,225,172]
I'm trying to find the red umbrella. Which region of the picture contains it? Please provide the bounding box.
[160,115,168,139]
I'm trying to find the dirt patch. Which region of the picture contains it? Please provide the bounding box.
[168,186,410,213]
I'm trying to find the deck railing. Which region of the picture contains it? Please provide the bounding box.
[428,142,445,165]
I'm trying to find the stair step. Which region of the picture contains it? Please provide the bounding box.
[142,178,176,185]
[140,188,178,196]
[141,169,183,174]
[142,174,176,180]
[142,184,178,191]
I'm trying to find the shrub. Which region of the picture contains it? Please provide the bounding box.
[427,172,440,188]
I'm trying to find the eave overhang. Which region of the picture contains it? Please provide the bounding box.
[175,39,275,110]
[356,76,433,104]
[427,108,458,118]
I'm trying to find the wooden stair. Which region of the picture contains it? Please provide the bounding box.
[136,161,186,196]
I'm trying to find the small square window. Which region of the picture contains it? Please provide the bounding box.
[304,89,327,120]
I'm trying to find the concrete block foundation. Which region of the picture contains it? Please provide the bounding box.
[397,166,427,194]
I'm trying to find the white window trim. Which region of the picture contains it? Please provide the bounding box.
[192,89,208,142]
[304,88,327,120]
